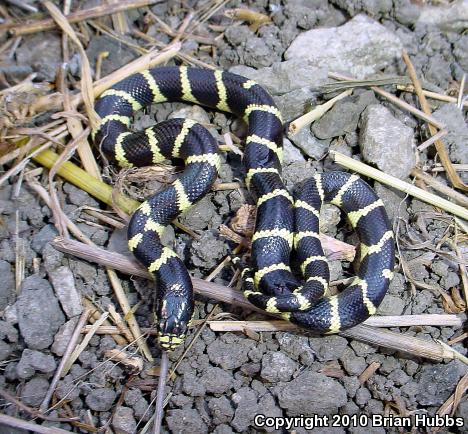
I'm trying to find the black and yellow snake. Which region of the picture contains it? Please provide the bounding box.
[93,66,395,351]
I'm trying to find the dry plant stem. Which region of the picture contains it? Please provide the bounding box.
[401,50,468,192]
[330,151,468,221]
[397,84,468,108]
[288,89,353,135]
[108,304,135,343]
[153,351,169,434]
[62,311,109,376]
[32,42,181,113]
[437,372,468,417]
[328,72,445,130]
[457,73,466,109]
[410,167,468,208]
[43,1,99,130]
[417,129,447,151]
[39,309,91,413]
[51,237,461,361]
[107,269,154,361]
[358,361,380,384]
[3,0,158,35]
[0,414,72,434]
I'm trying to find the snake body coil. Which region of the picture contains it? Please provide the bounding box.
[94,66,395,350]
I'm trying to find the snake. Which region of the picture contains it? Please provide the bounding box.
[93,66,395,351]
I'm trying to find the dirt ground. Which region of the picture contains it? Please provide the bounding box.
[0,0,467,433]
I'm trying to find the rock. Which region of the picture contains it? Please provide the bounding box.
[231,387,258,432]
[86,35,138,77]
[377,294,405,316]
[179,196,221,231]
[340,348,367,376]
[415,361,464,406]
[312,91,377,139]
[190,231,228,269]
[274,88,317,122]
[230,59,328,95]
[16,276,65,350]
[394,0,422,26]
[200,366,233,395]
[0,260,15,310]
[373,183,408,222]
[49,266,83,318]
[417,0,468,32]
[289,128,329,160]
[309,336,348,361]
[112,406,137,434]
[43,243,64,273]
[16,33,62,81]
[85,388,117,412]
[276,332,315,365]
[182,372,206,397]
[52,317,79,356]
[261,351,297,382]
[285,15,403,78]
[0,341,11,361]
[16,349,56,380]
[166,409,208,434]
[31,224,58,254]
[208,396,234,425]
[206,335,254,370]
[360,105,415,179]
[21,377,50,407]
[283,138,305,164]
[276,371,347,415]
[433,104,468,181]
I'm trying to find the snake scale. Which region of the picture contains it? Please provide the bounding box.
[93,66,395,351]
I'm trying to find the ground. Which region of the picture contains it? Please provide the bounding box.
[0,0,467,433]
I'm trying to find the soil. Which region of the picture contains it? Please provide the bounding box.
[0,1,467,433]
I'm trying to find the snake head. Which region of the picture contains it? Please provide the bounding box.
[157,295,192,351]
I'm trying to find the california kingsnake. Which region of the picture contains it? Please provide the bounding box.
[93,66,395,350]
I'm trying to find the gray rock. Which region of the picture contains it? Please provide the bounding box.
[0,260,15,310]
[276,371,347,415]
[283,138,305,164]
[0,340,11,361]
[200,366,233,395]
[17,276,65,349]
[52,317,79,356]
[166,409,208,434]
[377,294,405,316]
[21,377,50,407]
[309,336,348,361]
[31,225,58,254]
[261,351,297,382]
[182,372,206,397]
[285,15,403,78]
[289,128,329,160]
[230,59,328,95]
[206,335,254,370]
[208,396,234,425]
[16,349,56,380]
[394,0,422,26]
[360,104,415,179]
[374,183,408,222]
[313,91,377,139]
[212,425,235,434]
[179,196,221,231]
[417,0,468,32]
[433,104,468,173]
[190,231,228,269]
[112,406,136,434]
[274,88,317,122]
[231,387,258,432]
[49,266,83,318]
[42,243,64,273]
[16,33,62,81]
[276,332,315,365]
[415,361,464,406]
[85,388,117,412]
[340,348,367,376]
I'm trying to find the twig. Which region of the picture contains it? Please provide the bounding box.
[5,0,38,13]
[50,237,461,361]
[410,167,468,208]
[417,129,447,151]
[153,351,169,434]
[39,309,91,413]
[457,73,466,110]
[330,151,468,221]
[358,361,380,384]
[3,0,159,35]
[288,89,352,135]
[401,50,468,192]
[0,414,73,434]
